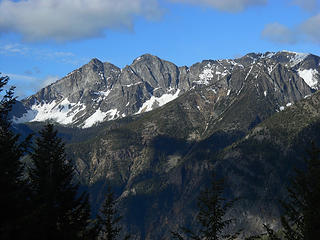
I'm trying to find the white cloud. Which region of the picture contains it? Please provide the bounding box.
[300,14,320,43]
[292,0,319,12]
[0,43,29,55]
[262,14,320,45]
[6,73,37,82]
[0,0,162,42]
[261,22,298,44]
[4,73,38,98]
[0,42,88,66]
[261,1,320,45]
[4,73,60,98]
[168,0,267,12]
[1,43,73,58]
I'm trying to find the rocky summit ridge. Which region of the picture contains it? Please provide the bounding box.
[12,50,320,128]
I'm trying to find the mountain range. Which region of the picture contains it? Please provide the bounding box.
[12,50,320,128]
[11,50,320,239]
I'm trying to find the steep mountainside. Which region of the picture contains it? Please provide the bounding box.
[12,51,320,128]
[212,91,320,232]
[18,83,320,240]
[11,50,320,239]
[61,86,320,240]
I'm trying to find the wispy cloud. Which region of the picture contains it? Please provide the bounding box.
[0,43,29,55]
[1,43,71,57]
[4,73,60,99]
[262,14,320,45]
[0,43,87,66]
[261,23,298,44]
[0,0,162,42]
[292,0,319,13]
[262,0,320,45]
[6,73,37,82]
[300,14,320,44]
[168,0,267,13]
[23,67,41,76]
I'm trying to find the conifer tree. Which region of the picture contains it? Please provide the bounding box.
[280,142,320,240]
[0,75,31,239]
[97,186,130,240]
[28,123,91,239]
[172,172,241,240]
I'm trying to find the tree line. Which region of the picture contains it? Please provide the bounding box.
[1,74,320,240]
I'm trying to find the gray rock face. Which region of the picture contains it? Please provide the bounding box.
[25,58,120,105]
[12,51,320,128]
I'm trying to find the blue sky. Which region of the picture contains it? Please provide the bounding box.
[0,0,320,98]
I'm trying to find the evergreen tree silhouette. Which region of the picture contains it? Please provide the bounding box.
[280,142,320,240]
[172,172,241,240]
[258,142,320,240]
[97,185,130,240]
[0,75,31,239]
[28,123,91,239]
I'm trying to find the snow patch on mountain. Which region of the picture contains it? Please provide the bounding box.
[93,90,111,103]
[280,50,309,67]
[92,90,112,103]
[13,99,86,125]
[290,53,309,66]
[197,65,215,85]
[245,66,253,80]
[226,59,244,68]
[268,65,275,75]
[82,108,119,128]
[265,52,276,58]
[106,109,120,120]
[136,89,181,114]
[125,82,143,87]
[95,90,111,97]
[298,69,319,89]
[98,72,104,80]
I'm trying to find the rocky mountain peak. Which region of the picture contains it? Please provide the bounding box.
[132,53,159,63]
[11,51,320,128]
[89,57,102,64]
